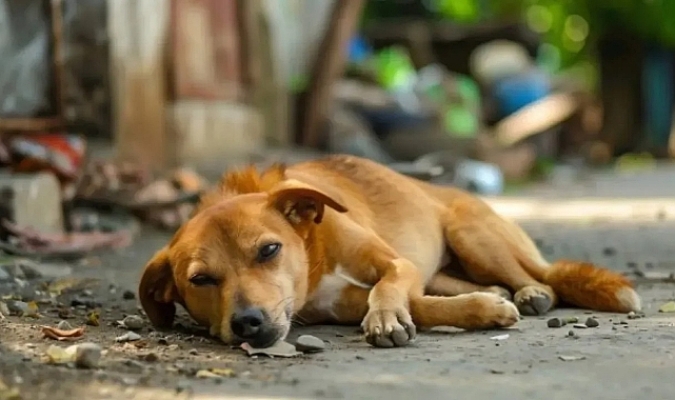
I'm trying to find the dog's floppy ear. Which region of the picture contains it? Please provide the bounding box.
[138,247,179,329]
[268,179,348,225]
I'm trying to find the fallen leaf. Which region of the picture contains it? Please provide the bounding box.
[658,301,675,313]
[195,370,222,379]
[558,355,586,362]
[41,325,85,341]
[210,368,236,377]
[44,344,78,364]
[86,311,100,326]
[241,341,301,358]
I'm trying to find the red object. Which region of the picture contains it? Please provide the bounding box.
[9,133,86,184]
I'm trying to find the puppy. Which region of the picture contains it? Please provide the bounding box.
[139,155,641,348]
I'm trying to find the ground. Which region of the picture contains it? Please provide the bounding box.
[2,165,675,400]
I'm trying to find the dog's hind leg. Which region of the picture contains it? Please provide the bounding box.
[440,210,557,316]
[426,273,512,300]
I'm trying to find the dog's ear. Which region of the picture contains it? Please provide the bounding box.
[269,180,348,225]
[138,247,179,329]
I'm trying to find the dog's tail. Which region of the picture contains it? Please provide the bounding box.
[539,260,641,313]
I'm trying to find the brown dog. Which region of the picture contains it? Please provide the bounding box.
[139,155,641,348]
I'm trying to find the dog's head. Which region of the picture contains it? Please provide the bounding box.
[138,171,347,348]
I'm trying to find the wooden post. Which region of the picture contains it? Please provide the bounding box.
[108,0,172,171]
[300,0,365,148]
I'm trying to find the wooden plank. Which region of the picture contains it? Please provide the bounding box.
[108,0,172,171]
[300,0,365,148]
[171,0,242,101]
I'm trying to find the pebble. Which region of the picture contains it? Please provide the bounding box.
[75,343,102,369]
[547,317,566,328]
[295,335,326,353]
[122,290,136,300]
[188,348,198,355]
[116,332,142,343]
[143,353,159,362]
[572,324,587,329]
[627,311,642,320]
[57,320,73,330]
[567,330,576,337]
[585,317,599,328]
[121,315,144,330]
[71,297,102,309]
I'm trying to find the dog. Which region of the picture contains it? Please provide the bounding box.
[139,155,641,348]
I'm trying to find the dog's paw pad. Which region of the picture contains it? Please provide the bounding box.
[514,286,553,316]
[362,308,416,348]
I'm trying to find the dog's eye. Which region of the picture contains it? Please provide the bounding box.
[189,274,218,286]
[256,243,281,262]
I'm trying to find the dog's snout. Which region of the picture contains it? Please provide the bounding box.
[230,307,266,339]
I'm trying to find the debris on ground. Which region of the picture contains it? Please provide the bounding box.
[658,301,675,313]
[572,324,588,329]
[558,355,586,362]
[0,220,133,259]
[195,368,236,380]
[547,317,566,328]
[44,344,78,364]
[86,310,100,326]
[115,331,142,343]
[490,334,510,341]
[295,335,326,353]
[46,277,100,296]
[241,341,301,358]
[6,300,39,318]
[585,317,599,328]
[41,325,85,341]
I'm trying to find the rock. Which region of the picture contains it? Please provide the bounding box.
[19,260,72,280]
[116,332,142,343]
[572,324,587,329]
[602,247,616,256]
[295,335,326,353]
[563,316,579,324]
[0,302,9,318]
[57,320,73,330]
[567,330,576,337]
[6,301,29,316]
[585,317,599,328]
[188,348,198,355]
[547,317,566,328]
[490,334,510,341]
[71,297,102,309]
[120,315,144,330]
[122,290,136,300]
[75,343,102,369]
[627,311,642,320]
[143,353,159,362]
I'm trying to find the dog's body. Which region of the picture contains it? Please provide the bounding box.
[139,155,641,348]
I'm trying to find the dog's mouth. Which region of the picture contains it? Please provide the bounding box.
[231,323,288,348]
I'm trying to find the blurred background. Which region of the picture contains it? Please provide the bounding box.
[1,0,675,236]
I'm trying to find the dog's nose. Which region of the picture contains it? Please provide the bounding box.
[230,307,266,339]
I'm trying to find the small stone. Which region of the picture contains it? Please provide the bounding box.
[71,297,101,309]
[116,332,142,343]
[295,335,326,353]
[572,324,587,329]
[563,316,579,324]
[120,315,144,331]
[567,330,576,337]
[602,247,616,256]
[6,300,29,316]
[143,353,159,362]
[627,311,641,320]
[585,317,599,328]
[57,320,73,330]
[547,318,566,328]
[75,343,102,369]
[122,290,136,300]
[490,334,510,341]
[188,348,198,355]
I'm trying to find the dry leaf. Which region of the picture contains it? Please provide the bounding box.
[41,325,85,341]
[210,368,236,377]
[46,278,99,295]
[241,341,301,358]
[86,311,100,326]
[658,301,675,313]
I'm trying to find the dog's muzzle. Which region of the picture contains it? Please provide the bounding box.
[230,307,282,348]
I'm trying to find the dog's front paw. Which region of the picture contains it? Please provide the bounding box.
[459,293,520,330]
[361,307,416,348]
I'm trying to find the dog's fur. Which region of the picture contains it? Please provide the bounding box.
[139,155,641,348]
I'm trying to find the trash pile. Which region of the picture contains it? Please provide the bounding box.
[0,133,207,260]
